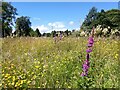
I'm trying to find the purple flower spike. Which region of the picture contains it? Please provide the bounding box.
[89,37,94,41]
[88,37,94,44]
[86,49,92,53]
[87,43,93,47]
[89,40,94,44]
[81,27,94,77]
[81,59,90,76]
[81,72,84,76]
[86,54,90,60]
[81,72,86,76]
[83,64,88,69]
[85,60,90,66]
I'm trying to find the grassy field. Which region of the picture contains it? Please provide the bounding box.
[1,37,120,88]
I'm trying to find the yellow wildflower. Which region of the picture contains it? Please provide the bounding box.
[35,66,39,69]
[27,81,31,84]
[5,74,10,78]
[115,54,118,59]
[12,76,16,82]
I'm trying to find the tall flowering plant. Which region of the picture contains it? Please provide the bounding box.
[81,27,94,76]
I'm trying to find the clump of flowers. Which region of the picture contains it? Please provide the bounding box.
[81,27,94,76]
[59,32,63,40]
[54,34,58,43]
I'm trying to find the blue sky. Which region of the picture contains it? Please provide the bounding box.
[11,2,118,33]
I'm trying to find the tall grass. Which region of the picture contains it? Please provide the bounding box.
[1,37,119,88]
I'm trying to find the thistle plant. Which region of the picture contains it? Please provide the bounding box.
[81,27,94,76]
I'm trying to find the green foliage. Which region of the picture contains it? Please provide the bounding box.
[105,9,120,30]
[65,29,69,36]
[29,28,37,37]
[0,19,2,37]
[46,33,51,37]
[82,7,97,30]
[51,30,56,37]
[16,16,31,36]
[81,7,120,33]
[71,31,80,37]
[35,28,41,37]
[2,2,17,37]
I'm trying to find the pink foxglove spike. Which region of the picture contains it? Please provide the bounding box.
[81,27,95,76]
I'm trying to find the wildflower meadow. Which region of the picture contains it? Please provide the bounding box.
[1,1,120,89]
[1,36,119,88]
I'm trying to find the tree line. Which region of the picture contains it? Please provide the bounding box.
[81,7,120,34]
[1,2,120,38]
[0,2,74,38]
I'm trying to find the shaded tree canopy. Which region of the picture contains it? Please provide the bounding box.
[65,29,69,36]
[29,28,37,37]
[35,28,41,37]
[51,30,56,37]
[2,2,17,37]
[82,7,97,30]
[16,16,31,36]
[105,9,120,30]
[81,7,120,32]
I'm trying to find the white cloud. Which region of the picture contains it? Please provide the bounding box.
[75,28,80,31]
[48,22,67,32]
[32,21,67,34]
[48,23,52,26]
[48,22,65,28]
[56,28,67,31]
[69,21,74,25]
[32,25,49,34]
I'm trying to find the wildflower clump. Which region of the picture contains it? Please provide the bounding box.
[81,27,94,76]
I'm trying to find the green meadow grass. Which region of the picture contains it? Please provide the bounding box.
[1,37,119,88]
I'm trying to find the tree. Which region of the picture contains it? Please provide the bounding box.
[105,9,120,30]
[35,28,41,37]
[85,7,97,25]
[51,30,56,37]
[29,28,37,37]
[46,33,51,37]
[16,16,31,36]
[81,7,120,36]
[42,33,46,36]
[0,4,2,37]
[93,9,120,30]
[68,31,72,35]
[81,7,97,30]
[65,29,69,36]
[2,2,17,37]
[0,19,2,37]
[101,9,105,13]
